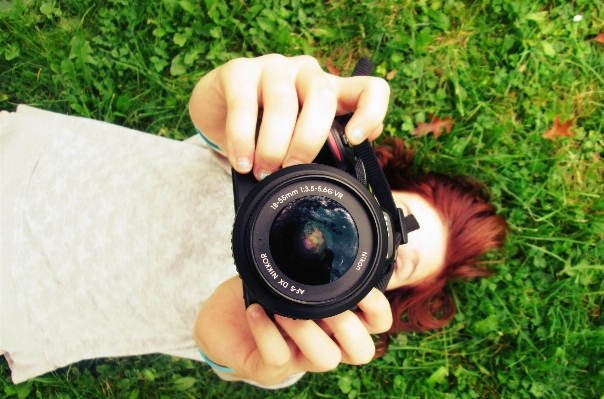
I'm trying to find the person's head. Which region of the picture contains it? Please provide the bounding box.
[373,138,508,350]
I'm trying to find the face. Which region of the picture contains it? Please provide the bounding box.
[386,191,448,290]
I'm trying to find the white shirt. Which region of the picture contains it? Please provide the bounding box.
[1,105,240,383]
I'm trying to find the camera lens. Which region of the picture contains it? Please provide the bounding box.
[269,196,359,286]
[232,164,391,319]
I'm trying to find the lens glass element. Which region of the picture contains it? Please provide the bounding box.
[269,196,359,285]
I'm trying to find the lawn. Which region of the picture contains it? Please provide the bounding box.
[1,0,603,398]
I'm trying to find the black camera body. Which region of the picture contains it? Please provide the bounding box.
[231,121,405,320]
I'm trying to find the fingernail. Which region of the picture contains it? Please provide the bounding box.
[248,305,264,319]
[283,159,303,168]
[365,290,374,299]
[236,157,251,171]
[258,171,271,180]
[350,128,365,144]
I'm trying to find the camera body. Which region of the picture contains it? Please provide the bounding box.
[231,120,406,320]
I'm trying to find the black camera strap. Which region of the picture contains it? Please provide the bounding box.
[353,140,420,293]
[345,58,420,292]
[342,57,420,245]
[352,140,419,243]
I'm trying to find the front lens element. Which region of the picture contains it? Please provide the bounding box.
[269,196,359,285]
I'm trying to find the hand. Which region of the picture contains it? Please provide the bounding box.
[193,276,392,387]
[189,54,390,180]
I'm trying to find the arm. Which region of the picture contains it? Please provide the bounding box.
[189,54,393,386]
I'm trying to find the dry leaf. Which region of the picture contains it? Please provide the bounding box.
[542,115,574,140]
[326,60,340,76]
[594,33,604,44]
[386,70,398,80]
[411,113,454,138]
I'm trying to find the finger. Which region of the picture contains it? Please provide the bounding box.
[189,69,227,145]
[254,65,299,180]
[314,319,333,337]
[275,315,342,372]
[282,67,338,168]
[328,75,390,145]
[245,305,294,385]
[354,288,393,334]
[368,123,383,142]
[218,59,262,174]
[322,310,376,365]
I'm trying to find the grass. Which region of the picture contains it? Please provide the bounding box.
[1,0,603,398]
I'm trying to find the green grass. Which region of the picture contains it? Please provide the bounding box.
[1,0,603,398]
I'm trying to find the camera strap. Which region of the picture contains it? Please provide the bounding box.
[352,141,419,245]
[344,57,420,246]
[345,57,420,292]
[353,139,420,294]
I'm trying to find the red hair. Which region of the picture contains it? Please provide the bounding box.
[373,138,508,356]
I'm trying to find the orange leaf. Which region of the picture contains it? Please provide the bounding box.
[411,114,454,138]
[326,60,340,76]
[594,33,604,44]
[386,70,398,80]
[542,115,574,140]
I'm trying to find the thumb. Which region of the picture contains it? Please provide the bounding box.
[328,75,390,145]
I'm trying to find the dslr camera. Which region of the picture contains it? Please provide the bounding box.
[231,59,419,320]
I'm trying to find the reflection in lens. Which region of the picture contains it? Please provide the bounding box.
[269,196,359,285]
[292,220,330,262]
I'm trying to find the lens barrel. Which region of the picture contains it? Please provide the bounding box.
[232,164,391,319]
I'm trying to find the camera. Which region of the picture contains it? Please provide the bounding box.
[231,119,420,320]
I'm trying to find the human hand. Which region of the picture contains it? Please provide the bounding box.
[193,276,392,386]
[189,54,390,180]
